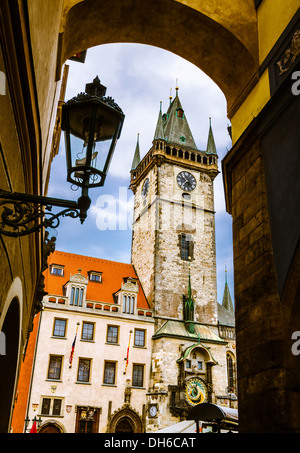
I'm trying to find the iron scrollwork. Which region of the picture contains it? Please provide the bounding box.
[0,190,83,237]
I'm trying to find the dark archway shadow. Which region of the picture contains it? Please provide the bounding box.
[0,298,20,433]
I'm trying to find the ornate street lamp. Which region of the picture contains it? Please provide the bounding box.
[0,77,124,237]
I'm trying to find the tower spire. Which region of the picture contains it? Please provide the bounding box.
[222,266,234,315]
[153,101,165,141]
[131,133,141,170]
[163,87,197,149]
[206,117,217,155]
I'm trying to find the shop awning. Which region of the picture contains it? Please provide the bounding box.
[187,403,238,432]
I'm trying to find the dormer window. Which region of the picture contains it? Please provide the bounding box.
[122,294,135,314]
[89,271,102,283]
[70,287,84,307]
[50,265,64,276]
[65,271,88,307]
[176,108,184,118]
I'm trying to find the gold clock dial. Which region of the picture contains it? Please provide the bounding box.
[185,377,208,406]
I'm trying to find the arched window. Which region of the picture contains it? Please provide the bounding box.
[123,295,127,313]
[130,296,135,314]
[70,287,75,305]
[74,288,79,306]
[122,294,135,314]
[70,286,85,306]
[126,296,130,313]
[79,288,84,307]
[227,353,234,392]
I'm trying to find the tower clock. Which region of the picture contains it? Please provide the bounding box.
[130,89,219,326]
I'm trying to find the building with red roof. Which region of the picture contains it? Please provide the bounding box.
[11,250,154,433]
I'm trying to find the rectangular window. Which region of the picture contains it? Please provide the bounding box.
[77,358,91,382]
[52,398,62,416]
[89,272,102,283]
[47,356,62,380]
[180,234,194,261]
[41,397,63,416]
[103,361,116,385]
[132,364,144,387]
[186,359,191,369]
[82,322,94,341]
[50,265,64,276]
[198,361,203,370]
[106,325,119,344]
[53,319,67,337]
[41,398,51,415]
[134,329,145,347]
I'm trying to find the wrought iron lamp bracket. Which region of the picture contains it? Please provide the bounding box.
[0,190,91,237]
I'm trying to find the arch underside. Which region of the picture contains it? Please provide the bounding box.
[58,0,258,114]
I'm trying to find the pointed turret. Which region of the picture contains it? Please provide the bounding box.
[162,86,197,149]
[206,117,217,155]
[154,101,165,140]
[131,133,141,170]
[222,267,234,315]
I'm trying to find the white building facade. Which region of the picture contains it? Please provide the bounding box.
[25,256,154,433]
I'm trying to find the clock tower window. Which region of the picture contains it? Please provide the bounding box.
[180,233,194,261]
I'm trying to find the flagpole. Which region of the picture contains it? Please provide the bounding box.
[69,322,80,368]
[123,330,132,375]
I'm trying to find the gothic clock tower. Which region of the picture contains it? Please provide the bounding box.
[129,87,219,327]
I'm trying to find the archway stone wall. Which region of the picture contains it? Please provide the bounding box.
[57,0,258,114]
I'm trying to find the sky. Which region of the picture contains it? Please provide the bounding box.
[47,43,234,304]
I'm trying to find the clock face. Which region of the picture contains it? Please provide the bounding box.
[177,171,196,192]
[142,178,150,198]
[149,405,157,417]
[185,377,208,406]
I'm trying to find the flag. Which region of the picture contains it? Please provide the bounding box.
[69,323,79,368]
[123,330,132,375]
[30,420,37,433]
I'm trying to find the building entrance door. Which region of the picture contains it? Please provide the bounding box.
[115,417,134,433]
[39,424,62,433]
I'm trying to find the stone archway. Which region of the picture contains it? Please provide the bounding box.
[39,421,65,433]
[108,406,143,433]
[56,0,258,114]
[115,417,134,433]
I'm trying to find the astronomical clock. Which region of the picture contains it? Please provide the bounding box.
[185,377,208,406]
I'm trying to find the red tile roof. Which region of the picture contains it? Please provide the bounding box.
[45,250,149,309]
